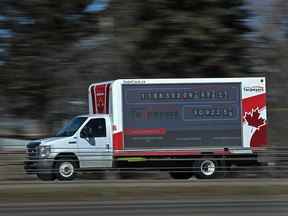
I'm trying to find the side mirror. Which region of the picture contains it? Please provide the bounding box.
[80,127,93,138]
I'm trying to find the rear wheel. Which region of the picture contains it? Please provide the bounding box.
[169,171,193,180]
[55,158,78,181]
[194,159,225,179]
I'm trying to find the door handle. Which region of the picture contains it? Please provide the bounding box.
[68,141,77,144]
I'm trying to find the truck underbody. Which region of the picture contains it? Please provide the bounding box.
[25,151,262,180]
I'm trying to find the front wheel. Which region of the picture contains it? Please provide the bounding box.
[193,159,225,179]
[55,159,78,181]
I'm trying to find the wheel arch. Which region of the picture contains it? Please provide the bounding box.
[54,152,80,168]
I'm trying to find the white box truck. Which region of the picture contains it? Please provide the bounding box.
[24,77,267,180]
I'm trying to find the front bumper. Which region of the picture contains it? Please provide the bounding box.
[24,159,54,175]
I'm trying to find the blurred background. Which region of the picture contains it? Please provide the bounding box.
[0,0,288,180]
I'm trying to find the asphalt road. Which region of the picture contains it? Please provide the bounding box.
[0,199,287,216]
[1,178,288,188]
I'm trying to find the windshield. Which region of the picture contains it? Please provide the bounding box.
[56,117,87,137]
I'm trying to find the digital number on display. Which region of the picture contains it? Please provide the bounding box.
[139,90,229,101]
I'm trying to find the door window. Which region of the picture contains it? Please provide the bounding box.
[81,118,106,138]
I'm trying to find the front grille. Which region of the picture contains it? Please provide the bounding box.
[26,142,41,160]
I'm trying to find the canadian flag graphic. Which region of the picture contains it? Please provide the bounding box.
[242,93,267,148]
[243,108,267,148]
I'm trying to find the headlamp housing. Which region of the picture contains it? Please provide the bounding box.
[39,145,51,158]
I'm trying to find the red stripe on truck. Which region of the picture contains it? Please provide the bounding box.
[113,132,124,151]
[114,149,231,157]
[124,128,167,136]
[114,150,200,157]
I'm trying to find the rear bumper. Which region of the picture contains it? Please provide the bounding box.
[24,159,54,175]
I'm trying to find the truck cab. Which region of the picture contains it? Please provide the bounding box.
[25,114,113,181]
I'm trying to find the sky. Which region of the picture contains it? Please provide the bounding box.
[0,15,8,22]
[0,0,272,39]
[84,0,110,13]
[0,29,13,39]
[0,0,285,63]
[247,0,273,29]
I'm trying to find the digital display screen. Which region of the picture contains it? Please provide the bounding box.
[123,83,242,149]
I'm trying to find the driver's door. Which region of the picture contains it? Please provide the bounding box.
[77,118,112,168]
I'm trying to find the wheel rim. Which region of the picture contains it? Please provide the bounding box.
[59,162,74,178]
[200,160,216,176]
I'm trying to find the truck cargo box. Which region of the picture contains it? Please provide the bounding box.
[89,78,267,156]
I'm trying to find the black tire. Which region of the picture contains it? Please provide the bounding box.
[169,171,193,180]
[55,158,78,181]
[37,172,56,181]
[193,159,225,179]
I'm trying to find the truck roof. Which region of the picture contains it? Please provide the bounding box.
[89,77,266,89]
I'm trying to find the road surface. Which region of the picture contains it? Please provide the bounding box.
[0,199,287,216]
[1,178,288,188]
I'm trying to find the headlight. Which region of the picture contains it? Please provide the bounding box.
[39,146,51,158]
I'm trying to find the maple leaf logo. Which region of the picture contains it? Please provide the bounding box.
[244,109,265,129]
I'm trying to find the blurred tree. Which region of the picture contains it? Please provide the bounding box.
[250,0,288,172]
[0,0,98,132]
[260,0,288,105]
[0,0,253,135]
[113,0,252,77]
